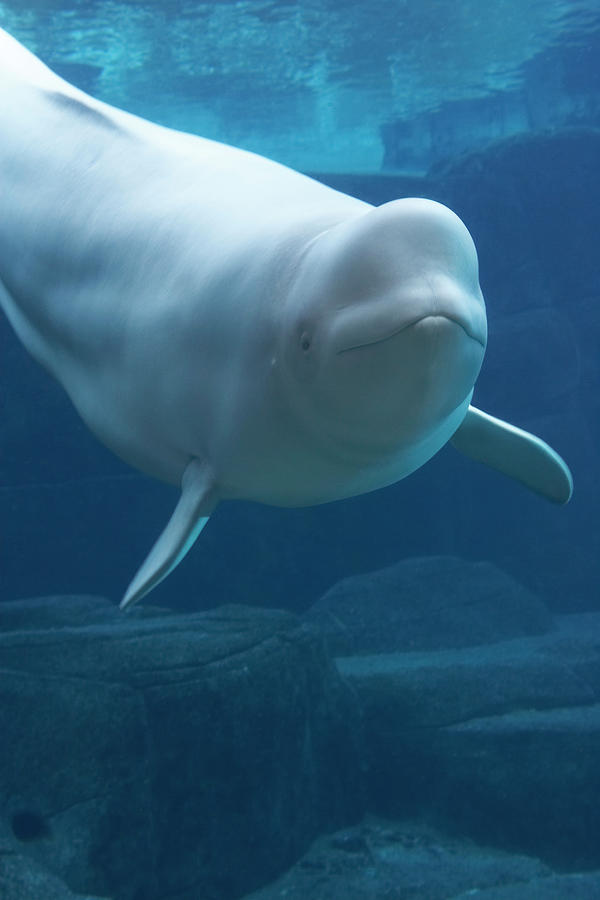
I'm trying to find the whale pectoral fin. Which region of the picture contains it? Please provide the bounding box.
[120,459,218,610]
[450,405,573,504]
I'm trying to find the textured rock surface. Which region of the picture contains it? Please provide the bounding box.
[0,596,362,900]
[451,874,600,899]
[305,555,552,656]
[242,816,600,900]
[0,848,106,900]
[339,612,600,867]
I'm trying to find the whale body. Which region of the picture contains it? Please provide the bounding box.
[0,28,572,607]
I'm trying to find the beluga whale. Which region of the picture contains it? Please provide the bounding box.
[0,28,573,608]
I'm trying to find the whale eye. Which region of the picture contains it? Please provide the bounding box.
[289,327,317,382]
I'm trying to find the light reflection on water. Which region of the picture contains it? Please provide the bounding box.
[0,0,598,170]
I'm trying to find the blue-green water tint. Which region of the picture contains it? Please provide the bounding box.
[1,6,600,894]
[0,1,598,615]
[0,0,598,171]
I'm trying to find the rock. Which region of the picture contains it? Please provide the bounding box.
[241,816,561,900]
[0,596,363,900]
[0,848,107,900]
[305,556,552,656]
[339,612,600,867]
[0,594,171,630]
[432,704,600,868]
[451,873,600,900]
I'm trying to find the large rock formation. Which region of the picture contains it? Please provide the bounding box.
[2,560,600,899]
[0,596,362,900]
[304,554,600,869]
[243,818,600,900]
[305,555,552,655]
[338,611,600,868]
[0,844,106,900]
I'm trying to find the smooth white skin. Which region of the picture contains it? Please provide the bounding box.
[0,28,486,512]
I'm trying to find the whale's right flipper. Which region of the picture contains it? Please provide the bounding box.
[120,458,219,610]
[451,405,573,504]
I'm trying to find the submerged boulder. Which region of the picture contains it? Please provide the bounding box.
[305,555,552,656]
[0,848,106,900]
[339,611,600,868]
[242,815,600,900]
[243,817,549,899]
[0,596,363,900]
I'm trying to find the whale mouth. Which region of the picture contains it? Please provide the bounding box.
[336,313,487,354]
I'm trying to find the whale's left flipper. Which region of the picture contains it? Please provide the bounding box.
[120,459,218,610]
[451,405,573,504]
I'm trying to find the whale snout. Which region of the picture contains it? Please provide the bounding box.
[334,275,487,357]
[409,308,486,351]
[335,308,486,355]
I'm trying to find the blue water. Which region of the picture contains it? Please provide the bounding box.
[1,0,599,171]
[0,0,598,613]
[0,0,600,609]
[1,4,600,899]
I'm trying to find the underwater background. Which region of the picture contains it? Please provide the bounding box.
[1,3,600,900]
[1,0,598,615]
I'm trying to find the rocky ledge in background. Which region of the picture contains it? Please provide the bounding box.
[0,596,362,900]
[304,555,553,656]
[306,555,600,870]
[2,555,600,900]
[243,818,600,900]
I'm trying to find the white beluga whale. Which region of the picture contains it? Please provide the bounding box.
[0,28,572,608]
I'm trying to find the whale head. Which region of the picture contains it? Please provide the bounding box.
[282,198,487,463]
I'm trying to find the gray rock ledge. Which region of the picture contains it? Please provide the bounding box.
[0,595,362,900]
